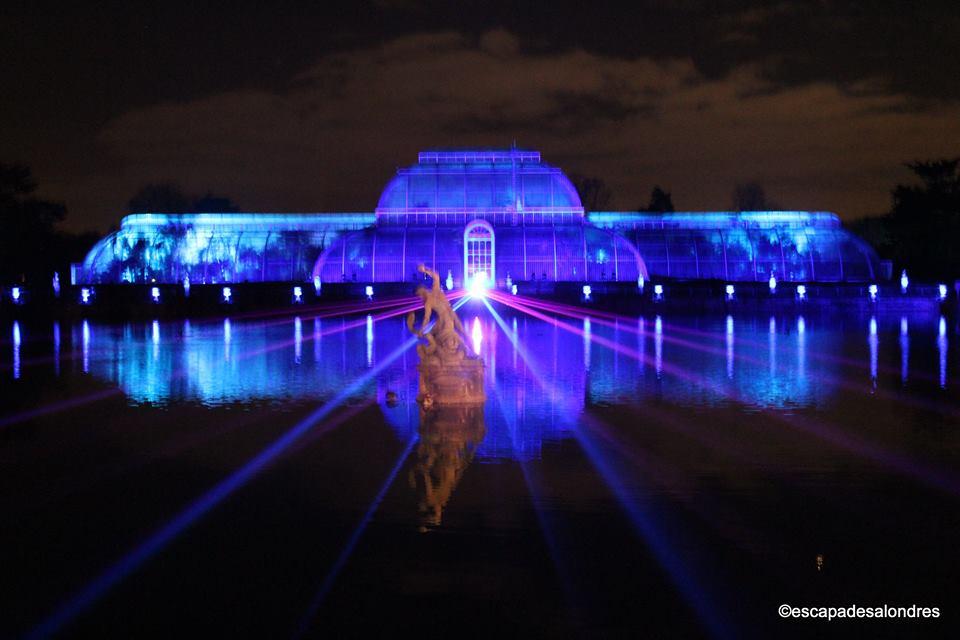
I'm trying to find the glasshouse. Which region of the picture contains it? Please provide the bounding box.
[78,148,882,286]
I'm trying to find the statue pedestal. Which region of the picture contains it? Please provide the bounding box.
[417,357,485,405]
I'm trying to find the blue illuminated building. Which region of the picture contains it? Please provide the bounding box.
[80,148,882,286]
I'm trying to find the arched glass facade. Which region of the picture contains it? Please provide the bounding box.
[80,213,372,284]
[79,149,882,285]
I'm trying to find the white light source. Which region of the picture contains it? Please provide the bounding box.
[469,272,488,298]
[868,284,878,301]
[445,270,454,291]
[796,284,807,300]
[313,274,321,294]
[505,273,512,290]
[11,286,21,302]
[511,284,518,295]
[182,275,190,297]
[151,286,160,302]
[582,284,592,300]
[768,274,777,293]
[293,286,303,303]
[638,275,645,292]
[900,269,909,293]
[725,284,735,300]
[222,286,232,302]
[938,284,948,301]
[52,272,61,297]
[80,287,91,304]
[653,284,663,300]
[365,285,374,300]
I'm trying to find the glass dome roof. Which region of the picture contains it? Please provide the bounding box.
[376,148,583,218]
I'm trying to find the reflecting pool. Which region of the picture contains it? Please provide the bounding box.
[2,302,958,638]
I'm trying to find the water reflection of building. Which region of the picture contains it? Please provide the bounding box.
[408,405,485,531]
[72,312,954,464]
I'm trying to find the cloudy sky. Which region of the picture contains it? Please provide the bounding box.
[3,0,959,231]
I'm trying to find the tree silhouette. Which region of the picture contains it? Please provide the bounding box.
[193,193,241,212]
[889,158,960,279]
[569,174,612,211]
[643,185,674,212]
[732,182,778,211]
[127,183,190,214]
[0,163,67,281]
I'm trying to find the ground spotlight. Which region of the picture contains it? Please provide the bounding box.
[768,274,777,293]
[637,275,645,292]
[80,287,92,305]
[725,284,735,300]
[182,276,190,298]
[445,270,454,291]
[900,269,909,294]
[582,284,592,301]
[222,286,232,303]
[150,286,160,303]
[293,286,303,304]
[313,275,321,295]
[653,284,663,301]
[938,284,948,301]
[365,285,374,300]
[11,286,22,304]
[52,272,61,297]
[511,284,518,295]
[796,284,807,300]
[868,284,878,301]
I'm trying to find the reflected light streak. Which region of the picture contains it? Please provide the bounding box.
[366,314,374,367]
[294,317,302,364]
[82,320,90,374]
[151,320,160,361]
[768,317,776,377]
[797,316,806,380]
[869,316,878,389]
[224,318,232,362]
[900,317,909,385]
[725,315,734,380]
[583,317,592,370]
[53,321,60,377]
[12,321,21,380]
[938,316,947,389]
[655,315,663,379]
[471,316,482,355]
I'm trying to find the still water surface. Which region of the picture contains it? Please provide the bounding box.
[2,302,958,638]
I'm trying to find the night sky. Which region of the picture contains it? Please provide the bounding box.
[3,0,959,232]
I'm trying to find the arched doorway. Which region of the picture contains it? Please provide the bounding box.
[464,220,495,288]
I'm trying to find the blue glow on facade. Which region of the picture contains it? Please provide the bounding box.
[78,149,882,286]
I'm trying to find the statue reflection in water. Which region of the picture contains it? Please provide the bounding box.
[404,264,487,530]
[409,403,486,532]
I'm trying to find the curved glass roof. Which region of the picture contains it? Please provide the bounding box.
[376,148,583,220]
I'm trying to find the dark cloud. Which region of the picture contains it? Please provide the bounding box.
[0,2,958,230]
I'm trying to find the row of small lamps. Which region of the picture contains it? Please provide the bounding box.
[3,271,951,306]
